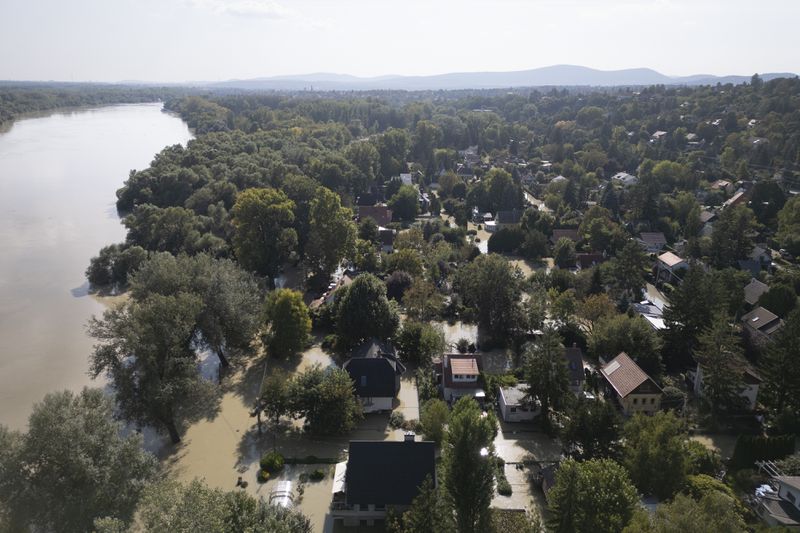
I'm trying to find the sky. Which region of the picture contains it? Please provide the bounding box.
[1,0,798,83]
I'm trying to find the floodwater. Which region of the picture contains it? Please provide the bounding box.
[0,103,192,430]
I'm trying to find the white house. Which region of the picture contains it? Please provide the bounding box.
[693,363,762,411]
[498,383,539,422]
[756,476,800,527]
[438,354,485,404]
[611,172,638,188]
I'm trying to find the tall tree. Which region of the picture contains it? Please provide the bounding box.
[711,205,758,267]
[695,315,747,414]
[291,365,363,435]
[0,389,158,533]
[442,397,497,533]
[662,266,715,368]
[761,308,800,414]
[612,240,649,298]
[777,196,800,256]
[336,273,400,347]
[389,184,421,221]
[305,186,356,284]
[623,492,746,533]
[88,293,211,443]
[523,328,570,429]
[547,458,639,533]
[419,399,450,446]
[589,314,663,377]
[231,188,297,280]
[562,398,622,460]
[623,412,688,499]
[395,321,445,366]
[389,476,454,533]
[263,288,311,358]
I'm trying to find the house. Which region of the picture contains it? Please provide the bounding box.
[498,383,540,422]
[331,435,436,527]
[711,179,734,195]
[549,228,580,246]
[693,363,761,411]
[656,251,688,283]
[750,245,772,267]
[576,252,605,270]
[599,352,662,415]
[742,306,783,344]
[377,227,396,253]
[551,175,568,184]
[756,476,800,528]
[631,300,667,331]
[564,345,585,394]
[358,205,393,227]
[611,172,639,188]
[399,173,413,186]
[744,278,769,307]
[650,131,668,142]
[495,209,524,229]
[437,354,485,404]
[723,190,747,209]
[343,340,405,413]
[637,232,667,253]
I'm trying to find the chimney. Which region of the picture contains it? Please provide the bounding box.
[404,431,416,443]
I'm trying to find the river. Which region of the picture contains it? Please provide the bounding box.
[0,103,192,430]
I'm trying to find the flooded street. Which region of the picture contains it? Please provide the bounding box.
[0,104,192,429]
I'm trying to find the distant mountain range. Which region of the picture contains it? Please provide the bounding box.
[203,65,796,91]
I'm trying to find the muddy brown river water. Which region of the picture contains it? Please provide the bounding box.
[0,103,192,430]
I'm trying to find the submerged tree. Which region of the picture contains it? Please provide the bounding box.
[305,186,356,285]
[88,293,215,443]
[523,328,570,429]
[262,288,311,358]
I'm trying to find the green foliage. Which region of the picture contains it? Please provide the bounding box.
[562,398,622,460]
[309,469,326,481]
[685,440,723,476]
[389,184,421,221]
[259,451,285,473]
[86,244,147,289]
[0,389,158,533]
[623,492,746,533]
[231,188,297,279]
[523,328,570,428]
[762,308,800,414]
[263,288,311,358]
[336,273,400,347]
[454,254,523,342]
[395,321,445,365]
[547,458,639,533]
[710,205,759,267]
[402,279,445,320]
[135,479,312,533]
[777,196,800,256]
[419,399,450,445]
[694,314,747,414]
[622,412,688,499]
[389,411,406,429]
[775,452,800,475]
[757,283,797,317]
[589,313,663,377]
[306,186,356,282]
[487,227,526,254]
[553,237,577,268]
[443,397,498,533]
[730,434,795,470]
[291,365,364,435]
[389,476,455,533]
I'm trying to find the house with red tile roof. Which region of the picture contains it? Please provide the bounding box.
[599,352,662,415]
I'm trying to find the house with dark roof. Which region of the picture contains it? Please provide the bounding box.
[756,476,800,528]
[636,232,667,253]
[343,340,405,413]
[564,346,585,395]
[357,205,393,227]
[549,228,580,246]
[498,383,540,422]
[437,354,485,404]
[331,435,436,527]
[744,278,769,307]
[495,209,524,228]
[576,252,606,270]
[599,352,662,415]
[742,306,783,344]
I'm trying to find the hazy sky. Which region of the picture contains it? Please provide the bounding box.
[1,0,798,82]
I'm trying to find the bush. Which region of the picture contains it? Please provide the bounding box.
[488,227,526,254]
[257,469,270,483]
[260,451,285,473]
[310,469,325,481]
[730,434,795,469]
[389,411,405,429]
[497,479,512,496]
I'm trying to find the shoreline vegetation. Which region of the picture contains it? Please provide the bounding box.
[3,75,800,531]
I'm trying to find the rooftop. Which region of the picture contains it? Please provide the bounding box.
[742,306,782,334]
[744,278,769,306]
[600,352,660,399]
[451,358,479,376]
[658,251,685,268]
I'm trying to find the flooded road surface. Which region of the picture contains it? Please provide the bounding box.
[0,103,192,430]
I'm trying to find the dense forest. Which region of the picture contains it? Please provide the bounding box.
[3,75,800,531]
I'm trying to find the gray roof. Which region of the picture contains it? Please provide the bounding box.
[777,476,800,493]
[496,209,523,224]
[744,278,769,306]
[345,440,436,506]
[564,346,585,385]
[637,232,667,247]
[742,306,782,335]
[500,383,530,406]
[760,495,800,526]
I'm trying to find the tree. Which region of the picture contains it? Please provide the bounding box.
[291,365,363,434]
[88,293,211,443]
[130,253,262,368]
[135,479,312,533]
[263,289,311,358]
[761,308,800,414]
[694,315,747,414]
[389,184,420,221]
[612,240,648,298]
[553,237,577,268]
[386,270,414,301]
[336,273,400,347]
[419,399,450,446]
[231,188,297,280]
[623,412,688,499]
[305,186,356,283]
[395,321,445,366]
[403,278,444,320]
[523,328,570,428]
[562,398,622,460]
[0,389,158,533]
[777,196,800,256]
[623,492,746,533]
[758,283,797,317]
[253,368,291,436]
[662,266,715,368]
[576,293,616,335]
[389,476,454,533]
[442,397,497,533]
[711,205,758,267]
[589,314,662,377]
[454,254,523,341]
[547,458,638,533]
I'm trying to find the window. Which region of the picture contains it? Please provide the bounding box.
[510,407,517,413]
[650,398,655,404]
[360,376,367,386]
[633,398,638,405]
